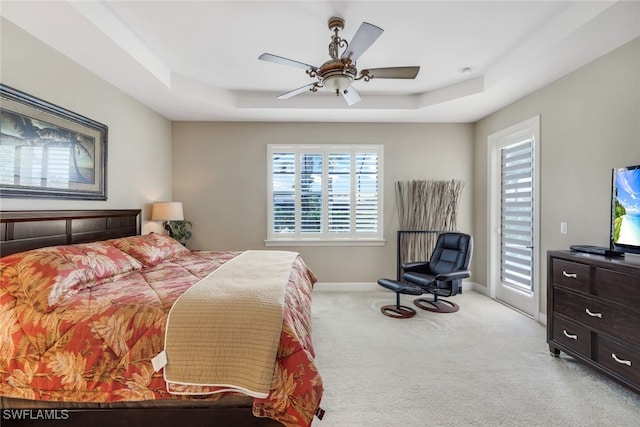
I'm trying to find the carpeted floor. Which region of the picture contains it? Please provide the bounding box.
[311,290,640,426]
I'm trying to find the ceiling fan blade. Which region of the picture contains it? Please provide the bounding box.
[341,22,383,61]
[277,83,318,100]
[259,53,317,71]
[342,87,362,106]
[361,66,420,79]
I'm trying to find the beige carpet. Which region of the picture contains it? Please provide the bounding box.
[311,290,640,426]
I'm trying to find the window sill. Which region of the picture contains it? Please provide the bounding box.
[265,239,386,247]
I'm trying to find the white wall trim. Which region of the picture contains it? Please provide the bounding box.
[313,281,551,324]
[471,282,490,296]
[314,282,379,292]
[538,312,547,326]
[314,281,478,292]
[487,115,541,320]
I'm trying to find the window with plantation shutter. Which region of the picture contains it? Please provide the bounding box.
[45,146,71,188]
[3,145,72,188]
[267,144,383,245]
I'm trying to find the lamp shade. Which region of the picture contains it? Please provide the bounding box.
[323,74,352,93]
[151,202,184,221]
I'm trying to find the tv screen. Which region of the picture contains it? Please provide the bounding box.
[611,164,640,255]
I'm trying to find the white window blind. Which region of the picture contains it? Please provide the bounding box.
[268,144,383,243]
[11,145,71,188]
[500,139,534,292]
[0,145,15,185]
[44,145,71,188]
[18,146,43,187]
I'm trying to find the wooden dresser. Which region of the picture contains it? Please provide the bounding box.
[547,250,640,394]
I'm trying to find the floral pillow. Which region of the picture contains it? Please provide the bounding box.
[0,262,20,296]
[3,242,142,312]
[107,233,190,267]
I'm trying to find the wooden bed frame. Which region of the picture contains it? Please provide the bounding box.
[0,209,141,257]
[0,210,284,427]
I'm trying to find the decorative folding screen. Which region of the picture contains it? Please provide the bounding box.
[395,180,464,266]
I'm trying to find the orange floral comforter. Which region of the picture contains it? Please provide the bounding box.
[0,234,323,427]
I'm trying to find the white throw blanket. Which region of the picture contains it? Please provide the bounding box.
[162,250,298,398]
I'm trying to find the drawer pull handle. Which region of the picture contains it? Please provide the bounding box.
[612,353,632,367]
[562,271,578,279]
[585,308,602,318]
[562,330,578,340]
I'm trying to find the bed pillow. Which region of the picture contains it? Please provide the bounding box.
[107,233,190,267]
[0,262,20,297]
[4,242,142,312]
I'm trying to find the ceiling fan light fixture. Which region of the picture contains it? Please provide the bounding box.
[323,74,353,94]
[259,16,419,105]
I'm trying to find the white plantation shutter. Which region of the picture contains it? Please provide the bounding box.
[300,152,323,234]
[0,145,71,188]
[0,145,15,185]
[271,152,296,234]
[18,146,43,186]
[500,139,534,292]
[327,152,351,233]
[268,145,383,243]
[355,152,379,233]
[45,145,71,188]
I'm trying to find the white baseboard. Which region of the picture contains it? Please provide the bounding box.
[314,282,379,292]
[316,281,549,326]
[470,282,490,296]
[538,312,547,326]
[314,281,477,292]
[466,283,547,325]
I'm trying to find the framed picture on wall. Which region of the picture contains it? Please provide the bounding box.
[0,84,108,200]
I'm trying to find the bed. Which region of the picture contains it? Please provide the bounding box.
[0,210,323,427]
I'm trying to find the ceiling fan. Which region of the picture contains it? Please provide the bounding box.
[258,16,420,106]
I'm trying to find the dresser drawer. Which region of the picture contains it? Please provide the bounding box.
[554,288,605,328]
[554,287,640,348]
[552,259,591,292]
[598,336,640,385]
[596,268,640,308]
[552,315,591,358]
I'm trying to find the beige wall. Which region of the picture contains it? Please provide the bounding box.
[172,122,474,282]
[0,19,173,233]
[4,14,638,298]
[473,37,640,314]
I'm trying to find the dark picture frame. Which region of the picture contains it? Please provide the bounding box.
[0,84,107,200]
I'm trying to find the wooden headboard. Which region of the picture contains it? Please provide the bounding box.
[0,209,141,257]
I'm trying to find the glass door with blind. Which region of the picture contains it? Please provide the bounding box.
[488,116,540,318]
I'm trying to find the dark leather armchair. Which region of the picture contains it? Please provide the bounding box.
[378,232,473,317]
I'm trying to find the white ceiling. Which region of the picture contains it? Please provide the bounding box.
[2,1,639,123]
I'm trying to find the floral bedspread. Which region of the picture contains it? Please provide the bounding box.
[0,234,323,427]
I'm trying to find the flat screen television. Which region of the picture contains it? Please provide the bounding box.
[610,164,640,255]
